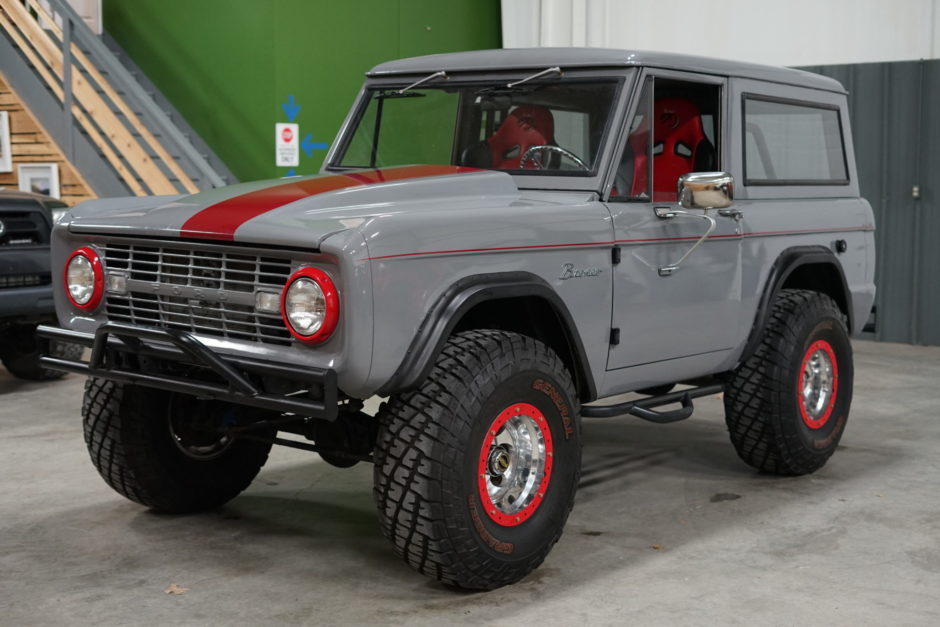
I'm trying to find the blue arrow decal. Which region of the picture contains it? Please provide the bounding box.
[301,132,329,157]
[286,169,297,177]
[281,94,300,122]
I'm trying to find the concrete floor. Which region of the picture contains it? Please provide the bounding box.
[1,339,939,625]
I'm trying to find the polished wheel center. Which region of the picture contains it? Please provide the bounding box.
[487,445,513,478]
[478,403,554,526]
[799,340,839,429]
[172,429,233,460]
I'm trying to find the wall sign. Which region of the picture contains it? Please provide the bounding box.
[275,122,299,167]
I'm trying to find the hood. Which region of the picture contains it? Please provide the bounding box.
[68,165,520,248]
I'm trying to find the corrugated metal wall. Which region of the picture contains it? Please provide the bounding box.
[802,60,940,346]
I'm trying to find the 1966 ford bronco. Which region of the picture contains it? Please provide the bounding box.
[40,49,875,589]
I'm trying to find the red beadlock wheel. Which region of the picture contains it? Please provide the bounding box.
[477,402,554,526]
[798,339,839,429]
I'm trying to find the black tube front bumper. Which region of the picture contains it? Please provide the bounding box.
[37,322,338,420]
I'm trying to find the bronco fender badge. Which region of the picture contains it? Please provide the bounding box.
[559,263,603,280]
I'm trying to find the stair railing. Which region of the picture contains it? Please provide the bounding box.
[0,0,226,195]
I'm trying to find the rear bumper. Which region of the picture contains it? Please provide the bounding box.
[37,322,338,419]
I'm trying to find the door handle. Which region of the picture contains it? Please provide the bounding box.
[717,207,743,221]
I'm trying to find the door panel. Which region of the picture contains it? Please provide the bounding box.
[605,71,742,373]
[605,203,742,370]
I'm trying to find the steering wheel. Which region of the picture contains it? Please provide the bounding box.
[520,145,590,171]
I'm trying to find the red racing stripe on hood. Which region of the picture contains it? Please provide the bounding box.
[180,165,479,240]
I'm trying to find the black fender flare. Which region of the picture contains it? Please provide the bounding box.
[739,245,852,364]
[376,271,596,401]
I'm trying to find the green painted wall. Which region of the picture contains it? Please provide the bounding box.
[103,0,501,182]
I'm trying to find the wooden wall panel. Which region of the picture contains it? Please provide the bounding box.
[0,73,95,206]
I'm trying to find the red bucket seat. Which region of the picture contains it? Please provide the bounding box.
[487,105,556,169]
[631,98,715,201]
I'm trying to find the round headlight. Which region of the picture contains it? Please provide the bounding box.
[286,278,325,333]
[64,247,104,310]
[280,268,339,344]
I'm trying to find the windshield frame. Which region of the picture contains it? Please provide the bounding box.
[324,68,636,193]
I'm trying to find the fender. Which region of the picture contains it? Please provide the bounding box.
[376,271,596,401]
[739,245,852,365]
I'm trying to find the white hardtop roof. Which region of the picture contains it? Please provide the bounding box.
[368,47,845,93]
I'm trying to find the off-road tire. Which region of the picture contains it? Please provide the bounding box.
[373,330,581,590]
[724,289,853,475]
[82,378,273,513]
[0,325,81,381]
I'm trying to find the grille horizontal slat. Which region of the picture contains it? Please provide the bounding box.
[102,242,295,346]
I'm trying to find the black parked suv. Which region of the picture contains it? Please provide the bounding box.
[0,189,80,380]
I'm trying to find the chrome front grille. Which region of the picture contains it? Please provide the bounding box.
[102,242,294,346]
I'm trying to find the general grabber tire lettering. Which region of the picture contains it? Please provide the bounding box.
[82,378,273,513]
[724,289,853,476]
[373,330,581,590]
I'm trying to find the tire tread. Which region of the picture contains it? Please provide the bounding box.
[82,378,271,512]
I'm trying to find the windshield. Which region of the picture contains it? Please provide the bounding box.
[332,79,620,175]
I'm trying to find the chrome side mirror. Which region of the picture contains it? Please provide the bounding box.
[678,172,734,210]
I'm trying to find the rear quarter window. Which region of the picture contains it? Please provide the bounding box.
[743,96,848,185]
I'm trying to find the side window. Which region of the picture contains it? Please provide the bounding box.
[610,78,721,202]
[743,97,848,185]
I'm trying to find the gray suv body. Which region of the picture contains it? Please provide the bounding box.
[41,49,875,590]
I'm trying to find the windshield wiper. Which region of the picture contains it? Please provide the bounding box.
[474,66,564,100]
[506,66,562,88]
[396,70,447,95]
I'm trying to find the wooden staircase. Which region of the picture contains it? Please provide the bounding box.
[0,0,232,197]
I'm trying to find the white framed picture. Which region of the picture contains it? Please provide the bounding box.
[0,111,11,173]
[18,162,60,199]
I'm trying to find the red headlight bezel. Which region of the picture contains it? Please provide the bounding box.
[280,267,339,344]
[64,246,104,311]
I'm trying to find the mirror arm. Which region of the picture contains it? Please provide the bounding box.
[653,209,717,277]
